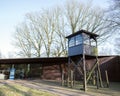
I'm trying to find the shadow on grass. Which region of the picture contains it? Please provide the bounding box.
[13,79,120,96]
[33,79,61,86]
[34,80,120,96]
[109,82,120,91]
[5,83,32,96]
[0,90,5,96]
[87,82,120,96]
[23,80,90,96]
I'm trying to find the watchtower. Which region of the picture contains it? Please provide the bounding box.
[64,30,103,91]
[66,30,98,56]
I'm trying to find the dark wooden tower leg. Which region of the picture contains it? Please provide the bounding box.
[96,41,103,88]
[67,57,71,87]
[83,54,87,91]
[61,69,64,86]
[70,70,74,88]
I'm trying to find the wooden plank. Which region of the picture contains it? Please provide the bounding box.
[97,58,103,88]
[61,69,64,86]
[87,60,97,83]
[83,54,87,91]
[71,70,74,88]
[105,70,109,88]
[96,70,99,89]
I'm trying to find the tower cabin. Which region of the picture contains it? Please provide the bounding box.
[66,30,99,57]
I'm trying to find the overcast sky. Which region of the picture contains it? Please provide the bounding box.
[0,0,110,57]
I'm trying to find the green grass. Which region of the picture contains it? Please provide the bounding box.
[0,83,58,96]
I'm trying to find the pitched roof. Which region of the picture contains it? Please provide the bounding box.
[66,29,99,38]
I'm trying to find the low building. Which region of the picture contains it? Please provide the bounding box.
[0,56,119,82]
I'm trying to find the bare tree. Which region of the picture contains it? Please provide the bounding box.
[114,37,120,54]
[51,7,68,57]
[14,21,43,57]
[13,0,109,57]
[108,0,120,30]
[25,14,43,57]
[38,9,56,57]
[14,23,32,57]
[37,8,67,57]
[65,1,111,41]
[107,0,120,54]
[14,8,59,57]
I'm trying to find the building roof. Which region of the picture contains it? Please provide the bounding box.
[0,57,68,64]
[0,55,119,65]
[66,30,99,38]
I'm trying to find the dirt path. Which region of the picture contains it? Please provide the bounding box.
[3,80,92,96]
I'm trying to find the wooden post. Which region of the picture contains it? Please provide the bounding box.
[97,58,103,88]
[96,40,103,88]
[83,39,87,91]
[73,70,75,86]
[87,60,98,83]
[67,70,70,87]
[83,54,87,91]
[105,70,109,88]
[96,70,99,89]
[67,57,71,87]
[93,71,96,85]
[70,70,74,88]
[61,69,64,86]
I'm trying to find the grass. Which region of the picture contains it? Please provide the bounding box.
[0,83,58,96]
[0,80,120,96]
[62,81,120,96]
[87,82,120,96]
[72,81,120,96]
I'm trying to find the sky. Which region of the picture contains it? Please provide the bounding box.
[0,0,110,57]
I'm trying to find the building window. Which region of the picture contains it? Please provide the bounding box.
[69,37,75,47]
[75,35,82,45]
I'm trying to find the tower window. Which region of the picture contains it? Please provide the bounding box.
[76,35,82,45]
[69,37,75,47]
[69,34,82,47]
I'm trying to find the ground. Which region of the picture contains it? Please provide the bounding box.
[0,79,120,96]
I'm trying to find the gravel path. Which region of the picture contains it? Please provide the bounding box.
[2,79,92,96]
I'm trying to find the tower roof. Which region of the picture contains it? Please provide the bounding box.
[66,30,99,38]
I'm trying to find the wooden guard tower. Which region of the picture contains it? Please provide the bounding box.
[64,30,103,91]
